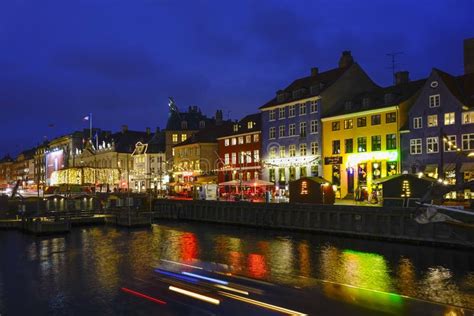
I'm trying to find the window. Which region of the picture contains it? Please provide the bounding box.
[231,138,237,145]
[386,112,396,123]
[269,147,277,159]
[345,139,353,153]
[181,121,188,129]
[199,120,205,128]
[444,135,457,152]
[240,151,245,164]
[300,143,307,156]
[224,154,229,165]
[371,114,381,125]
[413,117,422,129]
[310,100,318,113]
[344,119,353,129]
[427,114,438,127]
[181,134,187,142]
[386,134,396,150]
[253,134,259,142]
[429,94,440,108]
[332,140,341,154]
[238,137,244,144]
[247,121,254,129]
[244,135,251,143]
[357,117,367,127]
[253,150,259,162]
[310,120,318,133]
[289,124,296,136]
[269,169,276,182]
[357,137,367,152]
[269,127,276,139]
[289,145,296,157]
[299,103,307,116]
[289,105,296,117]
[311,142,319,155]
[332,121,340,131]
[410,139,422,154]
[444,112,455,125]
[371,135,381,151]
[233,124,239,132]
[269,110,276,121]
[462,134,474,150]
[231,152,237,164]
[426,137,439,153]
[246,151,252,163]
[279,107,286,119]
[172,134,178,143]
[462,111,474,124]
[279,146,285,158]
[279,125,285,138]
[224,139,229,146]
[300,122,307,137]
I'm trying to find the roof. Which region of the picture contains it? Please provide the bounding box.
[102,130,153,153]
[0,155,13,163]
[166,105,216,130]
[218,113,261,138]
[146,131,166,153]
[323,78,425,118]
[435,68,474,108]
[174,121,234,147]
[259,66,351,110]
[18,148,36,160]
[373,173,438,184]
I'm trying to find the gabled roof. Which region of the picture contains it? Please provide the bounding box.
[218,113,261,138]
[323,78,425,118]
[174,121,234,147]
[435,68,474,108]
[259,66,351,110]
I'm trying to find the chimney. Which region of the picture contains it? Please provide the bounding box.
[215,109,223,126]
[146,127,151,135]
[121,125,128,133]
[395,71,410,85]
[338,51,354,68]
[464,38,474,74]
[311,67,319,76]
[155,126,160,133]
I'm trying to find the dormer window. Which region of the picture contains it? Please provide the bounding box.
[181,121,188,129]
[384,93,393,104]
[344,101,352,111]
[233,124,239,132]
[310,85,319,95]
[199,120,205,128]
[362,97,370,108]
[277,92,286,102]
[247,121,254,129]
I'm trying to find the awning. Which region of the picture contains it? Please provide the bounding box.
[443,163,456,172]
[460,162,474,172]
[423,164,438,173]
[242,179,275,187]
[218,180,241,186]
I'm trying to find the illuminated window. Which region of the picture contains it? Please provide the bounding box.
[357,137,367,152]
[311,142,318,155]
[279,125,285,138]
[300,122,307,137]
[253,134,259,142]
[300,143,307,156]
[246,135,251,143]
[269,110,276,121]
[231,138,237,145]
[413,117,422,129]
[253,150,259,162]
[289,105,296,117]
[386,112,396,123]
[410,138,422,154]
[426,137,439,153]
[247,121,254,129]
[462,111,474,124]
[344,119,353,129]
[269,147,276,159]
[181,134,187,142]
[240,151,245,163]
[224,154,229,165]
[289,145,296,157]
[246,151,252,163]
[172,134,178,143]
[371,135,381,151]
[289,167,296,181]
[289,124,296,136]
[269,127,276,139]
[332,140,341,154]
[444,112,455,125]
[429,94,440,108]
[371,114,381,125]
[462,134,474,150]
[310,120,318,133]
[310,100,318,113]
[238,137,244,144]
[269,169,276,182]
[300,166,307,177]
[345,139,353,153]
[279,168,286,182]
[444,135,457,152]
[299,103,307,116]
[279,146,286,158]
[357,117,366,127]
[332,121,340,131]
[427,114,438,127]
[231,152,237,164]
[386,134,397,150]
[224,139,229,146]
[233,124,239,132]
[279,107,286,119]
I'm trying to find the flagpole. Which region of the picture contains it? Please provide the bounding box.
[89,112,93,143]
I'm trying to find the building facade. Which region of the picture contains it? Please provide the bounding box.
[260,51,378,194]
[217,113,261,183]
[0,155,13,189]
[321,73,424,199]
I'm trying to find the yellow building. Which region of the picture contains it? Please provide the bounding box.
[321,75,423,199]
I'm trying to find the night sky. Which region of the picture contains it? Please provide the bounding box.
[1,0,473,157]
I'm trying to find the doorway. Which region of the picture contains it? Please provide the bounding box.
[347,168,354,193]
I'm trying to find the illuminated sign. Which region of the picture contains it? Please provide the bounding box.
[324,156,343,165]
[265,155,319,168]
[346,151,398,167]
[301,181,308,195]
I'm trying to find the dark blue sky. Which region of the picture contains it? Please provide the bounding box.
[1,0,473,157]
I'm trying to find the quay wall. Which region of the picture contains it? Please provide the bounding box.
[153,200,474,249]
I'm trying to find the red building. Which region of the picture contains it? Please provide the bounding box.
[217,113,262,183]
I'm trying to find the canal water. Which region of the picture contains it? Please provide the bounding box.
[0,221,473,315]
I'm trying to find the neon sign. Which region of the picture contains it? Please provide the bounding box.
[346,150,398,167]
